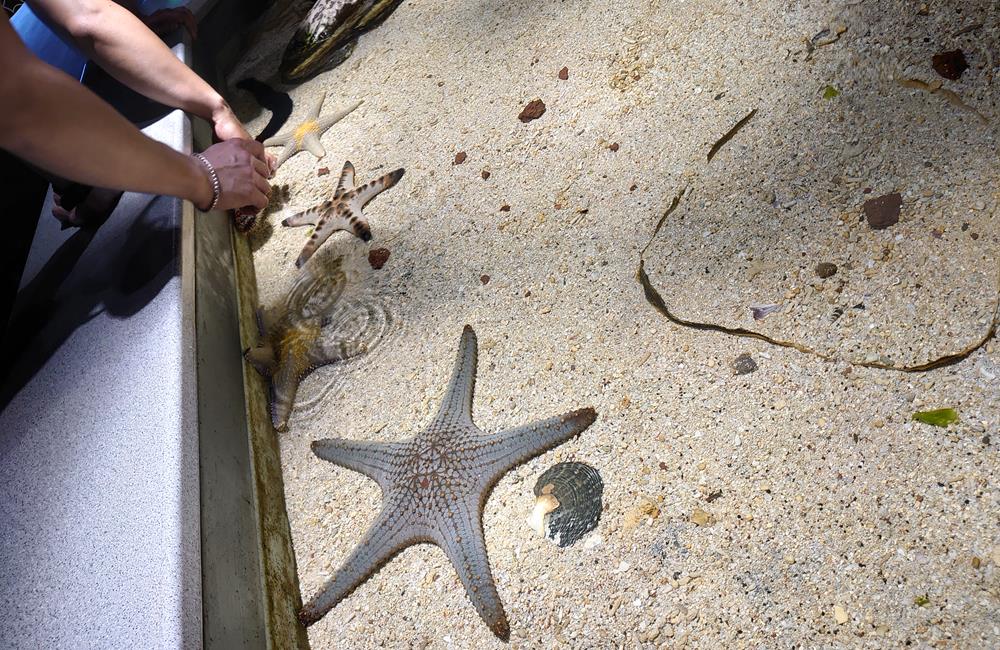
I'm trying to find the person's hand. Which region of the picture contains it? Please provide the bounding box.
[194,139,272,212]
[143,8,198,40]
[211,100,278,173]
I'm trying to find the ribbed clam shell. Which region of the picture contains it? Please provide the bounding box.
[531,462,603,547]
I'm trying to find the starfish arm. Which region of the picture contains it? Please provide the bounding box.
[307,92,328,120]
[335,160,356,197]
[315,99,364,132]
[273,143,296,170]
[295,205,371,268]
[310,438,406,487]
[433,325,478,425]
[281,202,329,228]
[299,504,417,626]
[479,408,597,483]
[303,132,326,159]
[262,131,294,147]
[244,344,277,377]
[433,500,510,640]
[269,359,304,432]
[349,168,405,210]
[256,306,281,336]
[306,333,368,369]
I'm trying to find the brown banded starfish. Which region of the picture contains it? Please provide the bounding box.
[301,325,597,639]
[282,161,404,268]
[263,92,362,170]
[244,257,366,431]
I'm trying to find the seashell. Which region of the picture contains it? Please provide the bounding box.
[750,303,781,320]
[527,462,603,547]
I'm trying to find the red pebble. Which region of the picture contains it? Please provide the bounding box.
[368,248,391,270]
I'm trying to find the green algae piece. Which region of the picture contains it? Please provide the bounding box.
[914,594,930,607]
[912,408,958,427]
[822,85,840,99]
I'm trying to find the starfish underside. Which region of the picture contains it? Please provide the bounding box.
[244,259,367,431]
[282,160,404,268]
[301,326,597,640]
[263,92,362,170]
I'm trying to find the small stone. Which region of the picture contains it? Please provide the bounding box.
[518,98,546,122]
[932,49,969,80]
[971,556,981,569]
[624,497,660,531]
[368,247,390,270]
[815,262,838,278]
[630,183,638,192]
[499,204,511,212]
[863,193,902,230]
[732,353,758,375]
[317,167,330,176]
[453,151,467,165]
[834,605,849,624]
[690,508,714,526]
[481,170,491,180]
[609,142,620,152]
[558,66,569,80]
[480,274,490,285]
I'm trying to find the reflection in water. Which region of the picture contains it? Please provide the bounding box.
[289,288,401,425]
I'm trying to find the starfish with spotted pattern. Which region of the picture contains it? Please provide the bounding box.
[282,160,404,268]
[301,325,597,639]
[263,92,362,169]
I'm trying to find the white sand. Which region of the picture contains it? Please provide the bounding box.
[229,0,999,646]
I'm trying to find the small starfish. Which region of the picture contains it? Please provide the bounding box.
[263,92,362,169]
[300,326,597,639]
[282,160,404,268]
[244,257,366,431]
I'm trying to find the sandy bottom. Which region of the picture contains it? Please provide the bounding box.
[227,0,999,647]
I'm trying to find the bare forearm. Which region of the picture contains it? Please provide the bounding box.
[0,38,211,205]
[28,0,225,121]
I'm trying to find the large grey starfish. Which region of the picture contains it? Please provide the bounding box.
[263,92,362,169]
[301,326,597,639]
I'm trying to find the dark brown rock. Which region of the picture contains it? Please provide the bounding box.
[815,262,838,278]
[454,151,467,165]
[609,142,620,152]
[368,247,390,270]
[932,49,968,80]
[518,99,546,123]
[317,167,330,176]
[863,193,902,230]
[480,274,490,285]
[558,66,569,80]
[499,204,510,212]
[481,170,491,180]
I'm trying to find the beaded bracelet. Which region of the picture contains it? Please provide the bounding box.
[193,153,221,211]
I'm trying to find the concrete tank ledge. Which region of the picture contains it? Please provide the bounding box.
[0,3,307,648]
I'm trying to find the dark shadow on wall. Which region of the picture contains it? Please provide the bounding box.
[0,194,179,413]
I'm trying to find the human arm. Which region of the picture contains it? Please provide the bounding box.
[0,16,270,210]
[25,0,244,141]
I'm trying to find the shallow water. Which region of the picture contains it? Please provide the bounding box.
[229,0,999,647]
